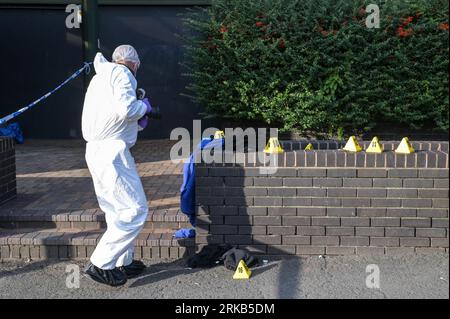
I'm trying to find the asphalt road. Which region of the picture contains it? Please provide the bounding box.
[0,252,448,299]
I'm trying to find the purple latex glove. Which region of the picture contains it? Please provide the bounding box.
[142,98,152,114]
[138,115,149,130]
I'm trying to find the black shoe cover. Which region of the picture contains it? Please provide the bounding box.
[118,260,146,279]
[84,263,127,287]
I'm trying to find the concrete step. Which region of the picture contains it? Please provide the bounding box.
[0,228,196,261]
[0,208,191,231]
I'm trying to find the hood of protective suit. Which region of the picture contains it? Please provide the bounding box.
[93,52,133,78]
[93,52,111,74]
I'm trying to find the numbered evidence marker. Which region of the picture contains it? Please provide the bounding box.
[214,130,225,139]
[264,137,284,154]
[233,260,252,280]
[366,136,384,153]
[395,137,415,154]
[343,136,362,153]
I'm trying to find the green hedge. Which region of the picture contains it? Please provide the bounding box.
[182,0,449,135]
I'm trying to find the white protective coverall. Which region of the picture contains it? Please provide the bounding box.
[82,52,148,270]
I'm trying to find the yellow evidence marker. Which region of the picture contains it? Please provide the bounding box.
[304,143,314,151]
[214,130,225,139]
[366,136,384,153]
[264,137,284,154]
[343,136,362,152]
[395,137,415,154]
[233,260,252,280]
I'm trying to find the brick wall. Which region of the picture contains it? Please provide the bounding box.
[195,141,449,255]
[0,137,16,205]
[280,140,449,152]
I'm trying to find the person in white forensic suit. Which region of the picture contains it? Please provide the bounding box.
[82,45,152,286]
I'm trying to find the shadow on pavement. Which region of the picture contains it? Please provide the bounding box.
[277,257,302,298]
[0,259,62,280]
[129,258,200,288]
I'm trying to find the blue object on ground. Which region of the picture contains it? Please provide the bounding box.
[0,122,24,144]
[180,137,224,227]
[174,228,196,239]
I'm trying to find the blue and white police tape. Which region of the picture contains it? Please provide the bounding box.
[0,62,92,126]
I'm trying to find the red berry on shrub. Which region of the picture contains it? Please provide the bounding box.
[256,21,265,27]
[439,23,449,31]
[397,26,413,37]
[358,7,365,17]
[403,16,414,26]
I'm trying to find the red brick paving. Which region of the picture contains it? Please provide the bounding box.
[1,139,187,222]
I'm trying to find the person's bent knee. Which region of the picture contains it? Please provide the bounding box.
[116,206,148,229]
